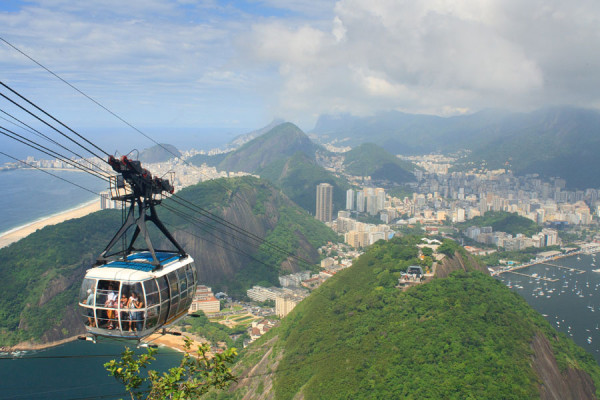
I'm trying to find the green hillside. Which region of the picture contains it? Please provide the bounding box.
[188,152,229,167]
[218,123,317,173]
[258,152,350,215]
[460,211,541,237]
[0,176,337,347]
[227,236,600,399]
[343,143,416,183]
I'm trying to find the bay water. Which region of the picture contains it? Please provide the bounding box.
[0,339,183,400]
[0,169,108,235]
[496,253,600,363]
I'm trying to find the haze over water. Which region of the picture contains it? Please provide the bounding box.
[496,253,600,363]
[0,169,108,235]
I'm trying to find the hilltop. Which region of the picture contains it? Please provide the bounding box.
[224,236,600,399]
[217,123,317,173]
[458,211,542,237]
[0,176,338,347]
[138,143,181,163]
[343,142,416,183]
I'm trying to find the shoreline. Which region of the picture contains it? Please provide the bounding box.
[2,332,209,356]
[0,199,101,249]
[1,335,79,352]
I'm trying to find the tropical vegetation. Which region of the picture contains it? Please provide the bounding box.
[225,236,600,399]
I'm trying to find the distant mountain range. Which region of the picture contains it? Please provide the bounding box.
[188,122,417,215]
[312,107,600,189]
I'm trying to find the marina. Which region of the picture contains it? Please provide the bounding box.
[495,252,600,363]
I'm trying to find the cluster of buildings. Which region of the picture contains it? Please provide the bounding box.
[246,285,310,318]
[0,156,102,171]
[334,210,394,248]
[5,155,253,196]
[404,162,597,227]
[463,226,560,251]
[345,187,387,216]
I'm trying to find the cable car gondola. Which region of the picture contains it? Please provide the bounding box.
[78,155,197,340]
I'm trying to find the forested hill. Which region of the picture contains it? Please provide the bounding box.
[458,211,541,237]
[0,176,338,347]
[258,152,350,215]
[343,142,417,183]
[138,143,181,163]
[225,236,600,399]
[217,122,317,173]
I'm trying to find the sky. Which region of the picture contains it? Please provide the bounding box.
[1,0,600,152]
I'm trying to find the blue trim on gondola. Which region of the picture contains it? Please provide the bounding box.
[99,252,181,272]
[127,251,180,264]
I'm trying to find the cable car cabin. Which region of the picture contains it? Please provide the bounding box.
[79,251,197,339]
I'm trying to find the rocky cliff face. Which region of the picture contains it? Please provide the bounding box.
[532,333,597,399]
[435,250,490,278]
[171,183,321,289]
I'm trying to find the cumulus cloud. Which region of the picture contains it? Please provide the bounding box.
[244,0,600,124]
[2,0,600,132]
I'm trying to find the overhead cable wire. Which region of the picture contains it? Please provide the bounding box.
[0,37,262,214]
[0,87,108,166]
[0,127,111,182]
[0,122,112,180]
[0,36,319,270]
[168,193,316,267]
[161,206,279,270]
[164,196,292,257]
[0,108,111,176]
[0,151,105,196]
[0,80,111,160]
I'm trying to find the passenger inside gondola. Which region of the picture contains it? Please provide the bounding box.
[129,291,144,332]
[96,280,120,329]
[119,292,129,331]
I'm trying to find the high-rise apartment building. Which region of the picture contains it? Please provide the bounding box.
[356,191,365,213]
[346,189,355,210]
[316,183,333,222]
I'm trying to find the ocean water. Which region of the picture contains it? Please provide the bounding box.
[0,169,108,235]
[496,253,600,363]
[0,339,183,400]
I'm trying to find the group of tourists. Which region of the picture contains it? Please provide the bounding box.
[84,282,145,332]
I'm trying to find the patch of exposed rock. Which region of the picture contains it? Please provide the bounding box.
[435,250,489,278]
[226,336,282,399]
[531,333,597,399]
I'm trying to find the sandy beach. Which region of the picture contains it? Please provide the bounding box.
[143,332,214,356]
[0,200,101,249]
